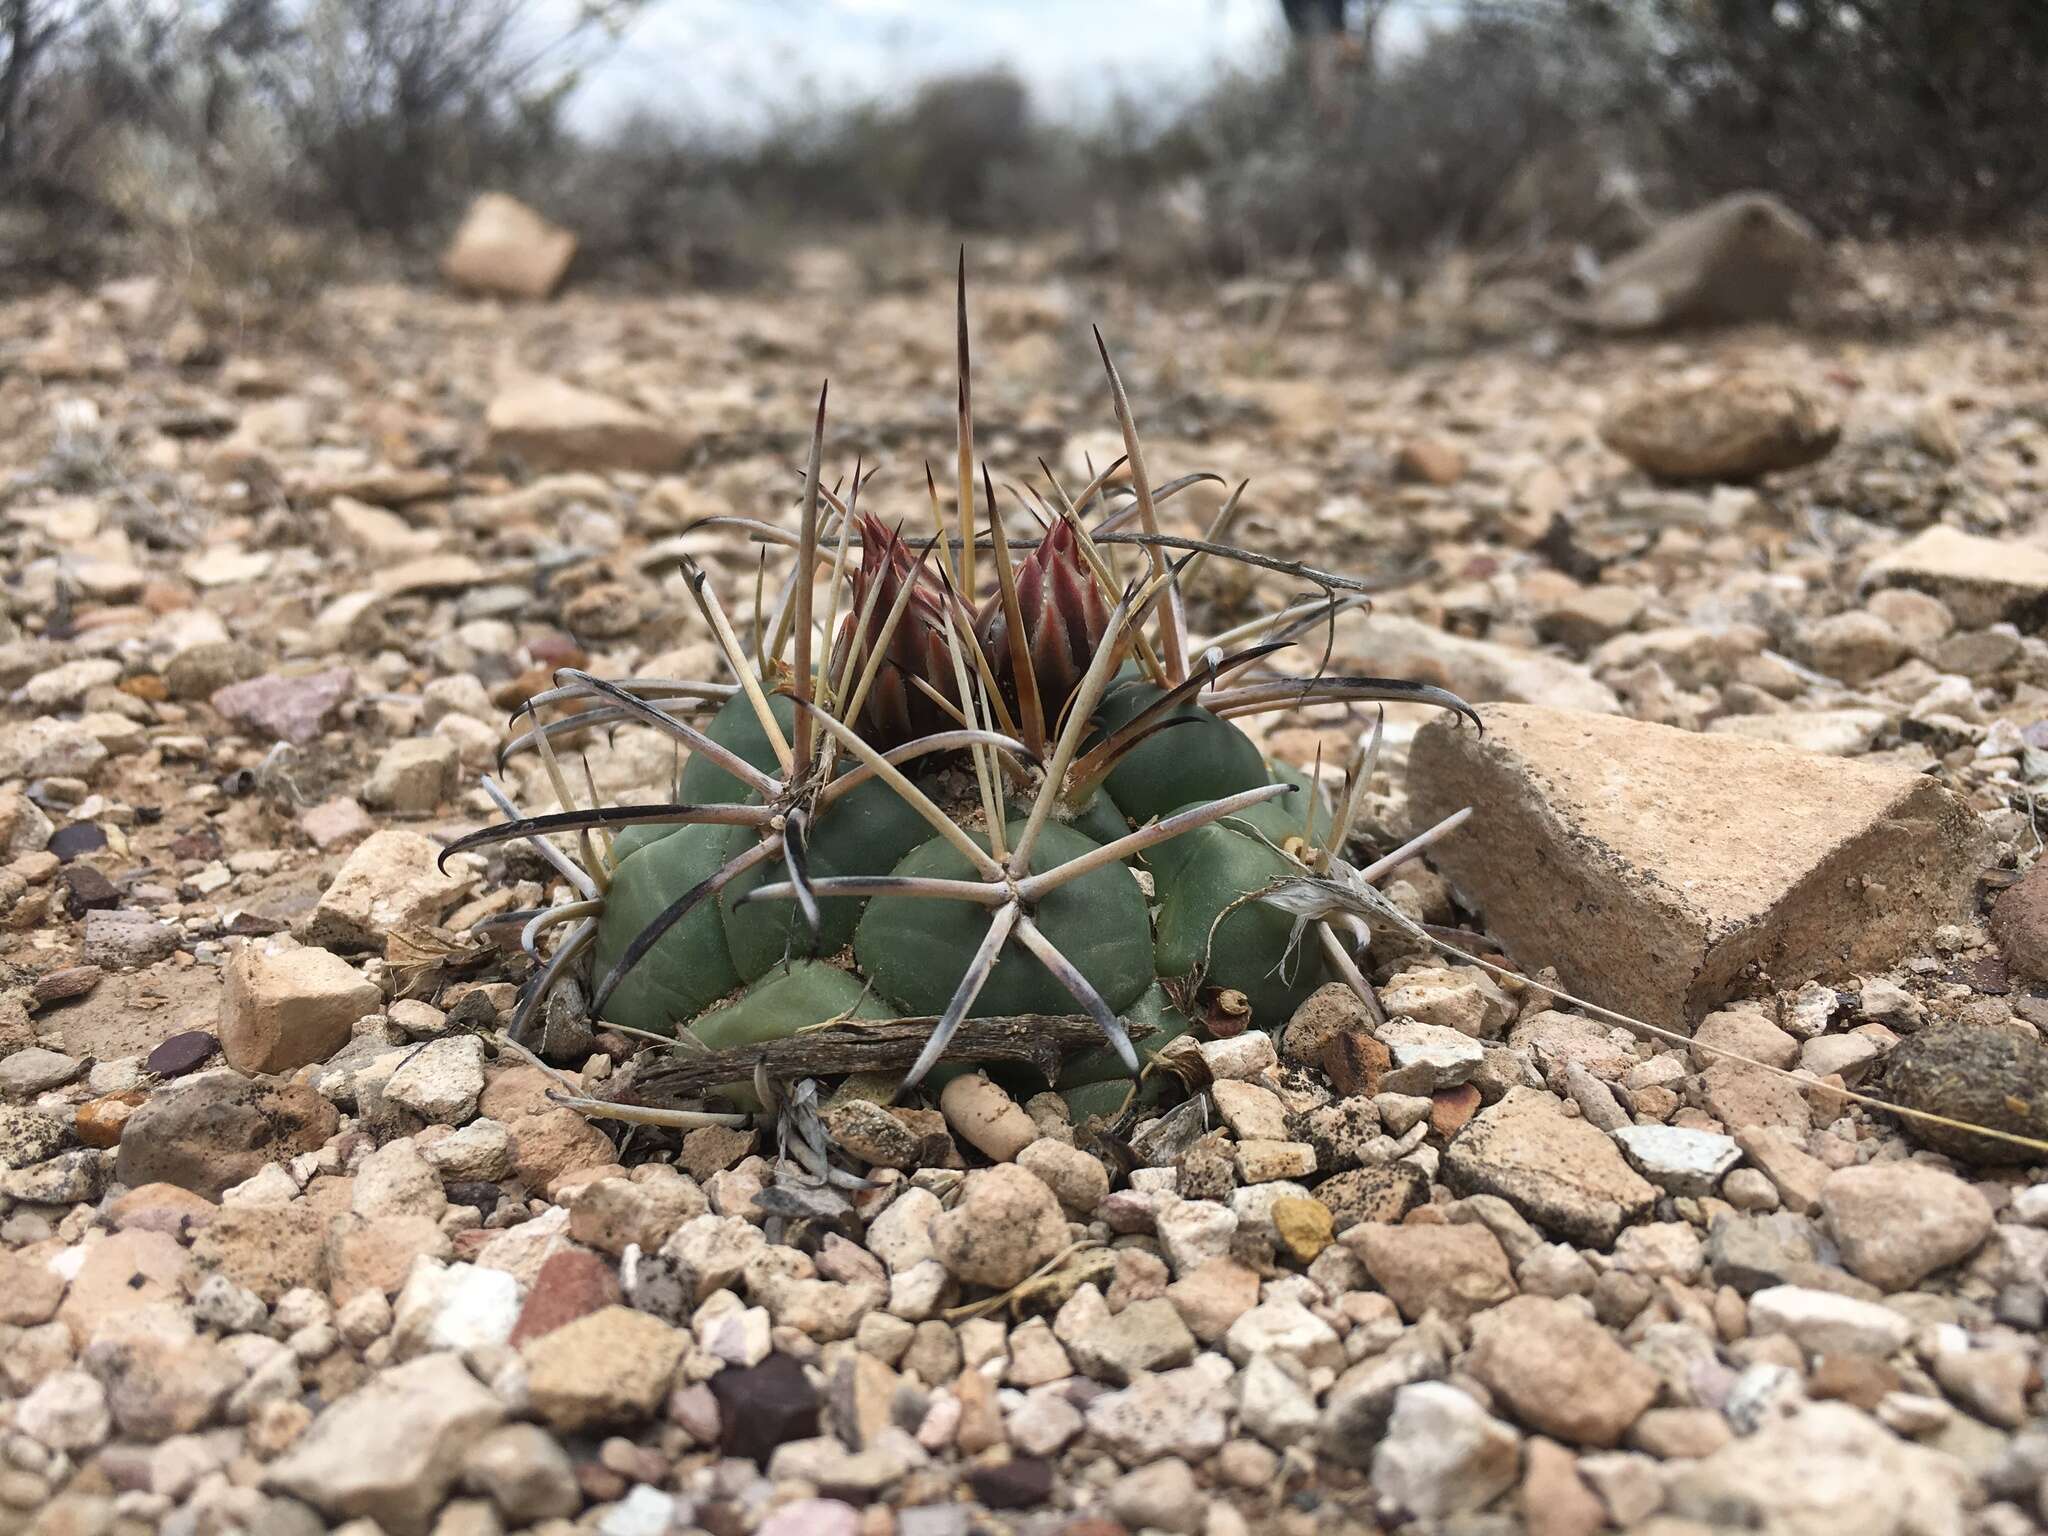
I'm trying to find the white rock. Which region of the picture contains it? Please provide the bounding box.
[392,1260,521,1360]
[1223,1299,1344,1372]
[658,1214,768,1303]
[1228,1180,1313,1246]
[1666,1400,1970,1536]
[1375,1019,1486,1092]
[422,1119,515,1182]
[192,1274,270,1335]
[865,1189,940,1274]
[1237,1353,1318,1448]
[1085,1363,1233,1465]
[1007,1388,1083,1456]
[265,1351,506,1535]
[1748,1285,1912,1357]
[1611,1124,1742,1197]
[692,1291,772,1368]
[18,1369,112,1452]
[384,1036,487,1125]
[2009,1185,2048,1227]
[222,1163,302,1207]
[1371,1382,1521,1521]
[1199,1032,1278,1080]
[1156,1200,1238,1277]
[1108,1456,1207,1536]
[595,1484,680,1536]
[352,1138,449,1221]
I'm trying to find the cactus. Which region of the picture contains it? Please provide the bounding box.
[445,262,1476,1132]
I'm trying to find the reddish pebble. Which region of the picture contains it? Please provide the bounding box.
[75,1091,147,1149]
[509,1248,621,1348]
[1429,1083,1482,1138]
[1323,1030,1390,1098]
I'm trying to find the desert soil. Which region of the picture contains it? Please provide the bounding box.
[0,240,2046,1536]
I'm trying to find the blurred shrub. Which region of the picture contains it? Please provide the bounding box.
[271,0,588,238]
[4,0,2044,299]
[531,110,765,287]
[1111,12,1600,276]
[1580,0,2048,235]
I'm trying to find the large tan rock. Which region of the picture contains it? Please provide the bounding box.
[1860,523,2048,629]
[1468,1295,1660,1447]
[522,1306,687,1431]
[1582,191,1822,332]
[301,830,470,952]
[485,377,687,473]
[58,1230,190,1346]
[1601,372,1839,482]
[266,1351,505,1536]
[1408,705,1988,1031]
[221,937,381,1076]
[440,193,576,300]
[116,1076,338,1199]
[1441,1087,1656,1247]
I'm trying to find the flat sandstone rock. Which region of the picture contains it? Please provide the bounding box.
[1859,523,2048,629]
[1407,705,1987,1030]
[440,193,577,301]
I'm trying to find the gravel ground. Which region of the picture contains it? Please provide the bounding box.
[0,240,2046,1536]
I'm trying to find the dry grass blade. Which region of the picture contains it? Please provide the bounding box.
[1317,920,1384,1022]
[1208,675,1483,730]
[677,557,796,773]
[1093,326,1189,682]
[1320,711,1383,874]
[1008,585,1143,876]
[1091,471,1231,534]
[956,248,978,602]
[523,697,607,891]
[931,562,1007,860]
[984,462,1046,756]
[791,382,827,767]
[1094,531,1381,595]
[1355,806,1472,883]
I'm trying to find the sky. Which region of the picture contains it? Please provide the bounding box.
[547,0,1291,137]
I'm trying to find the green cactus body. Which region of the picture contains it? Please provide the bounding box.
[1150,812,1328,1024]
[694,959,893,1051]
[856,819,1154,1016]
[587,684,1321,1057]
[720,776,934,981]
[1092,680,1271,822]
[590,819,745,1034]
[682,691,796,802]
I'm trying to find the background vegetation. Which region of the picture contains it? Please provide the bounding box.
[2,0,2042,297]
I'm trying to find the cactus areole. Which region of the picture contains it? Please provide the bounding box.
[448,261,1477,1131]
